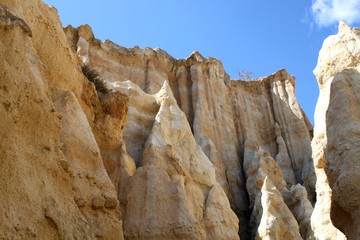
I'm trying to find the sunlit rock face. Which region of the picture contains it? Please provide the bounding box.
[0,0,321,239]
[69,21,314,239]
[0,1,123,239]
[312,22,360,240]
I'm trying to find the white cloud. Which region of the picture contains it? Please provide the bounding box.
[311,0,360,27]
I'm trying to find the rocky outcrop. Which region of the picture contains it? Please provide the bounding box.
[113,81,239,239]
[0,1,239,238]
[0,1,123,239]
[66,21,315,239]
[0,0,327,239]
[244,148,313,239]
[312,22,360,240]
[256,178,302,240]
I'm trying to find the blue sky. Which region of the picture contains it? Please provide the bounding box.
[43,0,360,124]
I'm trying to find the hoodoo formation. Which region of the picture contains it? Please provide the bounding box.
[0,1,359,239]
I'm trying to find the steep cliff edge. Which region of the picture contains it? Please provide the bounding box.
[312,22,360,240]
[65,23,315,239]
[0,1,123,239]
[0,0,320,239]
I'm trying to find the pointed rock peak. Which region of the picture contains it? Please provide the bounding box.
[269,69,295,85]
[272,69,292,80]
[154,80,176,105]
[149,48,176,61]
[158,80,171,94]
[262,176,274,191]
[338,21,351,34]
[190,50,204,62]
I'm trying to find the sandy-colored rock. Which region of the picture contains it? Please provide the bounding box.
[244,148,287,239]
[244,147,313,239]
[112,81,239,239]
[274,123,297,187]
[0,0,323,238]
[243,148,312,239]
[72,25,315,239]
[203,184,240,240]
[244,148,287,209]
[284,184,314,239]
[54,90,123,238]
[312,22,360,240]
[313,22,360,88]
[85,86,136,216]
[0,1,123,239]
[256,177,302,240]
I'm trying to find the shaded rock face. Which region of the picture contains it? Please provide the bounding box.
[0,0,321,239]
[312,22,360,240]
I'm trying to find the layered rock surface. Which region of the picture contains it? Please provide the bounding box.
[2,0,351,239]
[0,1,238,239]
[0,1,123,239]
[65,22,315,239]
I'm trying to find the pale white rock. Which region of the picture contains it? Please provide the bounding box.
[312,21,360,240]
[256,177,302,240]
[244,147,287,238]
[244,146,314,239]
[311,68,346,240]
[270,72,315,201]
[111,80,159,166]
[118,81,239,239]
[314,22,360,88]
[77,37,90,64]
[284,184,314,239]
[244,147,287,209]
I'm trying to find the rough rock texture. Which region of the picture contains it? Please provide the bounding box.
[256,178,302,240]
[312,22,360,240]
[0,0,326,239]
[112,81,239,239]
[0,1,123,239]
[244,148,313,240]
[67,23,315,239]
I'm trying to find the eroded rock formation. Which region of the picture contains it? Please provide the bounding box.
[0,1,123,239]
[312,22,360,240]
[66,23,315,239]
[3,1,358,240]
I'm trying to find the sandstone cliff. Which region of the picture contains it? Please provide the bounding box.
[66,22,315,239]
[0,1,123,239]
[0,0,346,239]
[311,22,360,240]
